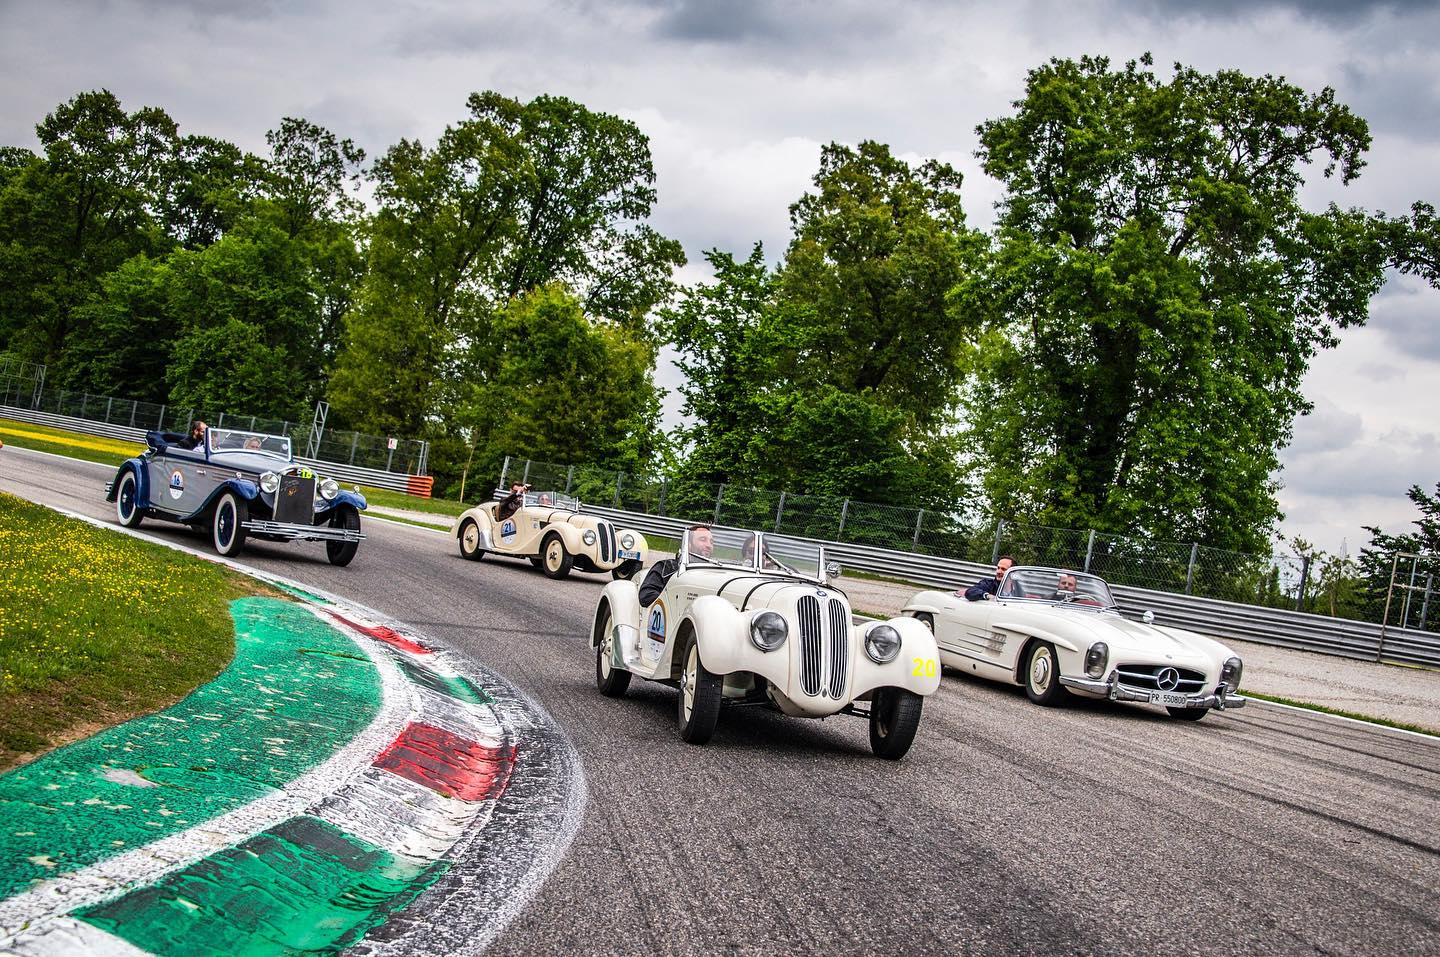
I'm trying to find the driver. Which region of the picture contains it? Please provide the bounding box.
[175,419,207,451]
[496,482,530,522]
[1053,572,1079,601]
[638,525,712,606]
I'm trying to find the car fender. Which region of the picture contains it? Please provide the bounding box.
[684,595,791,689]
[901,589,952,616]
[315,489,367,516]
[851,616,942,699]
[180,479,259,523]
[593,579,642,649]
[106,459,150,508]
[542,523,586,554]
[995,622,1086,684]
[452,506,496,548]
[619,528,650,565]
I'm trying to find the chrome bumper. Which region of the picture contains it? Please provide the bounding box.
[242,519,365,543]
[1058,672,1246,711]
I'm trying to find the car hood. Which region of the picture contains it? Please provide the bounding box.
[993,605,1229,664]
[206,451,302,474]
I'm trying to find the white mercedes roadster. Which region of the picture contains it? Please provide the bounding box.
[903,566,1246,720]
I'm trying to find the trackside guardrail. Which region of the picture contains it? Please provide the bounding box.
[569,502,1440,669]
[1,406,429,495]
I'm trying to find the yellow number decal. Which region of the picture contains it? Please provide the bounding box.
[911,657,937,678]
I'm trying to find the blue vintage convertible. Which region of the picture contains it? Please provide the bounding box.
[104,427,367,565]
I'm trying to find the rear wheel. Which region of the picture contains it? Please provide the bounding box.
[595,605,632,698]
[458,519,485,561]
[914,612,935,633]
[1024,641,1070,706]
[677,635,722,744]
[869,687,924,760]
[1167,707,1209,721]
[212,491,247,558]
[541,532,573,579]
[115,470,143,528]
[326,505,361,567]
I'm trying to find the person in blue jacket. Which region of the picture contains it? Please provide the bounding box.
[961,556,1014,601]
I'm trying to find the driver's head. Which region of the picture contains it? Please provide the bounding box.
[1058,573,1077,591]
[190,419,207,439]
[995,556,1014,579]
[688,525,713,558]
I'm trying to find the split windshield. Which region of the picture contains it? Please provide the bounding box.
[998,567,1116,608]
[207,429,292,460]
[523,492,578,510]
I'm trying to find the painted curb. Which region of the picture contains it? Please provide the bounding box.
[0,502,587,956]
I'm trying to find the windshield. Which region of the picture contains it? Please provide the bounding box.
[998,567,1116,608]
[524,491,578,510]
[207,428,292,460]
[681,528,828,582]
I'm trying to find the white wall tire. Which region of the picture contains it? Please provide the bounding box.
[115,470,143,528]
[212,491,247,558]
[1024,641,1070,706]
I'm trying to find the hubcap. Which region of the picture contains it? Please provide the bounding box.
[462,524,478,552]
[547,541,561,569]
[682,646,697,721]
[1031,650,1051,690]
[600,619,612,677]
[217,503,232,547]
[118,477,134,519]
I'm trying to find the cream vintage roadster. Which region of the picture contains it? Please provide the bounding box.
[903,566,1245,720]
[451,491,648,580]
[591,527,941,759]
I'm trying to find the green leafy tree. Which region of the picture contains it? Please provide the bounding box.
[1359,483,1440,630]
[1386,201,1440,288]
[962,54,1392,551]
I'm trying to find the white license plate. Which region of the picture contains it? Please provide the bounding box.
[619,549,640,560]
[1149,691,1189,707]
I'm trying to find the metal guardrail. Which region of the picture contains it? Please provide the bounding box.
[1,406,424,495]
[576,503,1440,669]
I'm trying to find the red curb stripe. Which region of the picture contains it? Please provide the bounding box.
[327,610,432,655]
[373,722,517,802]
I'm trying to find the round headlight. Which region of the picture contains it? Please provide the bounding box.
[864,624,902,664]
[620,532,636,550]
[582,529,597,546]
[749,611,788,652]
[259,471,279,494]
[1220,656,1243,693]
[1084,641,1108,679]
[319,478,339,500]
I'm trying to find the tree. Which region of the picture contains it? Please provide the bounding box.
[1386,201,1440,288]
[1359,483,1440,630]
[962,54,1392,551]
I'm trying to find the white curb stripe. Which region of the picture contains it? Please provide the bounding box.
[2,917,150,957]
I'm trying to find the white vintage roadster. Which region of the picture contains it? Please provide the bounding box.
[451,491,648,580]
[592,527,941,759]
[903,566,1246,720]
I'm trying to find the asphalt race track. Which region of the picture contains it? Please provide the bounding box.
[4,446,1438,957]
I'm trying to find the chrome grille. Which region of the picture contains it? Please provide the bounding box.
[597,520,614,562]
[796,595,850,699]
[1116,664,1206,693]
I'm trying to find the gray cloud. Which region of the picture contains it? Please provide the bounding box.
[1368,272,1440,362]
[1135,0,1438,23]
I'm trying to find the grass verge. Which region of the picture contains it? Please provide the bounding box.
[1242,688,1438,737]
[0,416,139,468]
[0,492,269,771]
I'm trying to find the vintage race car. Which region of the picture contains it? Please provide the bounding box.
[104,427,367,565]
[591,527,941,759]
[903,566,1245,720]
[451,491,648,580]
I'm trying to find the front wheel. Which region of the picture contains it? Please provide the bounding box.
[541,532,572,580]
[326,505,361,567]
[458,519,485,561]
[595,606,632,698]
[1024,641,1070,706]
[212,491,247,558]
[115,469,143,528]
[869,687,923,760]
[612,559,641,581]
[1167,707,1209,721]
[677,635,723,744]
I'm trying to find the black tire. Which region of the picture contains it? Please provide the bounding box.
[869,687,924,760]
[594,605,632,698]
[677,634,723,744]
[1167,706,1209,721]
[541,532,573,580]
[1024,641,1071,706]
[914,612,935,633]
[212,491,247,558]
[326,505,361,567]
[458,519,485,561]
[612,559,641,581]
[115,469,143,528]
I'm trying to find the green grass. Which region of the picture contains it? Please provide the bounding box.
[0,416,138,468]
[1243,688,1438,737]
[0,492,268,770]
[357,484,475,517]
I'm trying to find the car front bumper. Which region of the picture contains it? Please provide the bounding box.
[1058,672,1246,710]
[242,519,365,543]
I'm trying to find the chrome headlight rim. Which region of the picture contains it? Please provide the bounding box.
[319,477,339,500]
[749,610,788,652]
[259,471,280,494]
[1220,656,1243,693]
[582,529,597,546]
[1084,641,1108,679]
[864,623,902,664]
[619,532,636,550]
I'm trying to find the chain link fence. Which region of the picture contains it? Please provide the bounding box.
[0,358,427,475]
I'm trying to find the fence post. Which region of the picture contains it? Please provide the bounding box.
[614,472,624,509]
[713,484,725,524]
[837,499,850,539]
[1295,555,1312,612]
[249,416,256,430]
[1401,556,1419,628]
[1420,572,1433,632]
[156,404,166,429]
[1378,552,1399,662]
[991,520,1005,564]
[912,509,925,550]
[565,466,574,495]
[522,460,532,485]
[128,401,137,428]
[104,397,113,422]
[658,476,668,516]
[348,432,358,465]
[775,491,786,532]
[216,412,224,428]
[1184,543,1199,594]
[1083,529,1096,573]
[80,393,87,418]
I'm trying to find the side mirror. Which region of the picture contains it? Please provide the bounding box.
[825,561,842,579]
[1143,610,1155,624]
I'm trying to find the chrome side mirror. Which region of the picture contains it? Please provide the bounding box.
[1143,610,1155,624]
[826,561,842,579]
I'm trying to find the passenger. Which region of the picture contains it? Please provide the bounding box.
[243,436,263,451]
[496,482,530,522]
[961,556,1014,601]
[639,526,713,606]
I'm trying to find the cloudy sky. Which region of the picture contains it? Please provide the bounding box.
[3,0,1437,556]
